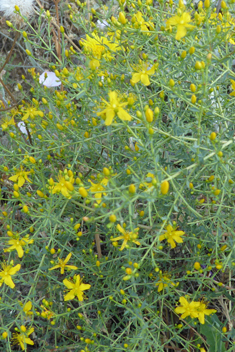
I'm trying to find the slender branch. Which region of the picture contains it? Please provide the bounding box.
[0,31,20,75]
[0,77,17,104]
[53,0,61,62]
[95,230,102,259]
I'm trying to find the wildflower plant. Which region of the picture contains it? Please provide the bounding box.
[1,0,235,350]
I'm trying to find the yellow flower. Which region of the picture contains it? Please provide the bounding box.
[155,272,175,292]
[139,172,155,190]
[166,12,195,40]
[88,177,109,204]
[81,33,120,61]
[97,91,132,126]
[51,170,74,198]
[197,301,216,324]
[23,301,33,316]
[0,262,21,288]
[12,327,34,350]
[4,234,34,258]
[133,12,153,33]
[110,224,140,250]
[49,253,78,274]
[175,297,200,319]
[40,304,55,320]
[63,274,91,301]
[131,62,155,86]
[1,115,16,130]
[159,224,185,249]
[21,104,44,121]
[9,166,32,187]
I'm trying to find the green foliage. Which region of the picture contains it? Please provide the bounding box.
[0,0,235,350]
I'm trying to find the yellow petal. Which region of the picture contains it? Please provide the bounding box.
[117,108,131,121]
[63,278,74,289]
[18,176,25,187]
[65,265,78,271]
[120,239,127,250]
[131,73,141,83]
[4,275,15,288]
[64,252,72,264]
[9,264,21,275]
[117,224,125,235]
[64,290,75,301]
[48,265,60,271]
[141,74,150,86]
[9,175,18,182]
[175,25,187,40]
[80,283,91,291]
[105,108,115,126]
[147,66,155,75]
[23,301,32,312]
[167,15,180,26]
[16,246,24,258]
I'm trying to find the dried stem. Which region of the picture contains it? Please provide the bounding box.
[95,230,102,259]
[0,31,20,76]
[53,0,62,62]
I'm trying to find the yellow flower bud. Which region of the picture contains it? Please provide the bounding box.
[103,167,110,176]
[6,21,13,27]
[210,132,216,141]
[29,156,36,164]
[169,79,175,87]
[191,94,197,104]
[2,332,8,339]
[195,61,202,70]
[145,108,153,123]
[204,0,210,8]
[129,184,136,194]
[119,12,127,25]
[189,46,195,54]
[79,187,88,197]
[125,268,132,275]
[23,205,29,213]
[65,182,74,191]
[109,214,117,223]
[216,25,221,33]
[37,190,44,198]
[190,84,196,92]
[194,262,201,270]
[221,0,226,8]
[160,180,169,195]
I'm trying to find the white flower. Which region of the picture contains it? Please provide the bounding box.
[17,121,27,135]
[0,0,34,19]
[39,71,61,88]
[96,20,109,30]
